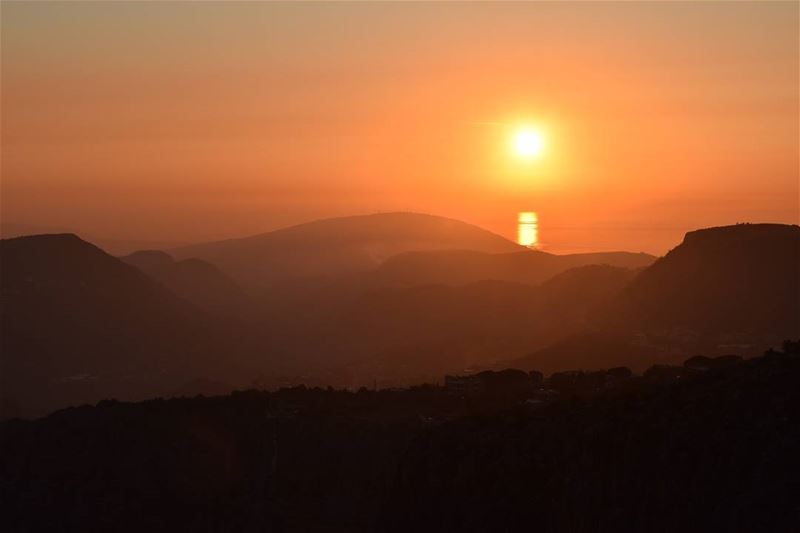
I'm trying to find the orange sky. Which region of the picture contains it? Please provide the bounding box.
[2,2,798,254]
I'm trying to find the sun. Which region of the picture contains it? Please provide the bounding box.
[512,127,545,159]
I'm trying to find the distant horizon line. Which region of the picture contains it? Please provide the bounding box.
[2,214,798,259]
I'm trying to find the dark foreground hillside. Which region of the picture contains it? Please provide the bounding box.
[388,352,800,533]
[2,349,799,533]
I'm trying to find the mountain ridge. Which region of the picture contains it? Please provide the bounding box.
[169,212,523,287]
[0,234,256,419]
[3,222,798,417]
[369,248,655,288]
[120,250,250,315]
[612,222,800,338]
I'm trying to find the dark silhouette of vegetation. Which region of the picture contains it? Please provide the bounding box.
[2,345,798,532]
[386,347,800,533]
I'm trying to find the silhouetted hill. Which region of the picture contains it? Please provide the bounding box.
[611,223,800,343]
[509,331,674,374]
[386,352,800,533]
[5,222,798,416]
[269,267,638,386]
[0,223,187,255]
[539,263,636,308]
[121,250,250,315]
[170,213,523,288]
[0,234,254,418]
[369,249,654,287]
[2,351,797,532]
[508,224,800,372]
[120,249,174,270]
[0,385,464,532]
[502,268,656,374]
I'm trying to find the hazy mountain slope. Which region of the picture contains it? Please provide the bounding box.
[509,332,674,374]
[613,223,800,340]
[536,264,638,325]
[268,266,638,386]
[510,224,800,373]
[369,249,654,287]
[509,267,646,374]
[121,250,250,315]
[0,224,186,255]
[170,213,523,287]
[120,249,174,270]
[0,235,253,419]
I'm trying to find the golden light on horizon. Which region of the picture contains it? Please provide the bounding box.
[518,211,539,247]
[512,127,545,159]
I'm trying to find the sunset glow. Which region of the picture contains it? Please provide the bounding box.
[513,128,545,159]
[2,2,797,255]
[1,2,798,527]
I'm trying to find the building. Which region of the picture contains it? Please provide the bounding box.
[444,374,484,395]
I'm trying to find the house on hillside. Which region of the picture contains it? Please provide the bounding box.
[477,369,531,394]
[644,364,686,381]
[444,374,484,395]
[684,355,714,372]
[523,387,560,409]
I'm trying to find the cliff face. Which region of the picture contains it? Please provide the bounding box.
[612,224,800,340]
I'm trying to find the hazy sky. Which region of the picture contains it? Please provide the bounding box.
[2,1,798,254]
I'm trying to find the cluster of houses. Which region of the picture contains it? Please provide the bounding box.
[444,366,632,400]
[444,354,751,402]
[444,369,536,396]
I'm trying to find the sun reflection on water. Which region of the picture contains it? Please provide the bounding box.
[518,212,538,248]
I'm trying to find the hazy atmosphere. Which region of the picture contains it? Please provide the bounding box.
[3,1,797,253]
[2,3,799,532]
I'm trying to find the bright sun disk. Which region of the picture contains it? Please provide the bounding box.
[513,127,544,159]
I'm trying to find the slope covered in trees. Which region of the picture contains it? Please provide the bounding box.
[2,349,798,532]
